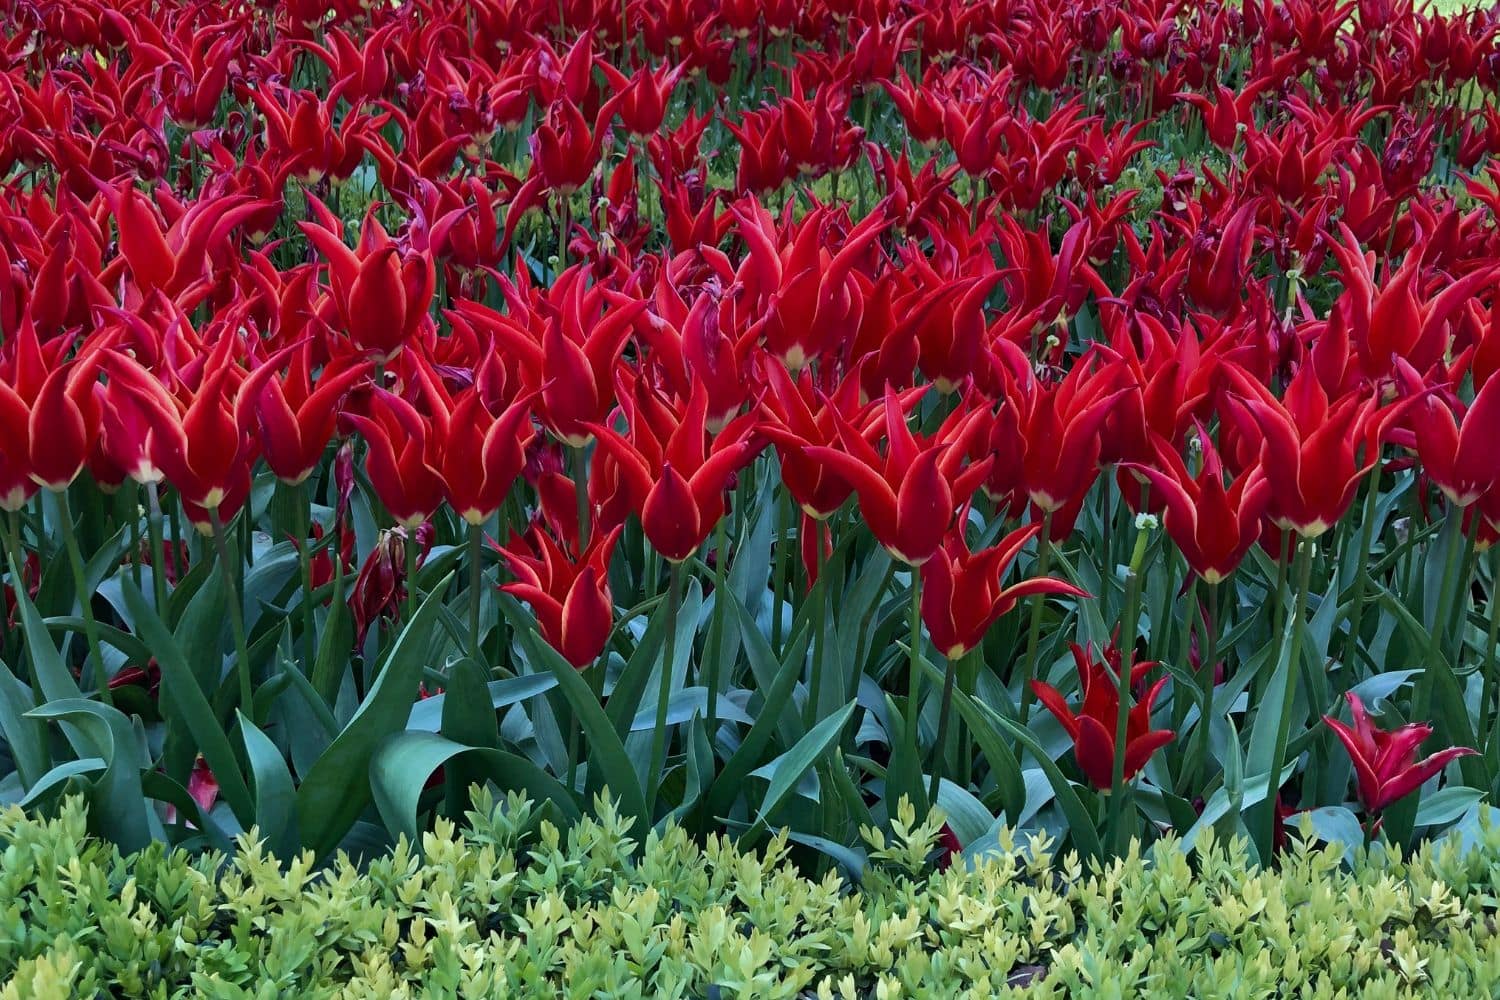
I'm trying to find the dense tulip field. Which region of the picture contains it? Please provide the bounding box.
[2,0,1500,880]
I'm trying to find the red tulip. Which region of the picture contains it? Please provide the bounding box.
[1124,428,1271,584]
[1323,691,1477,815]
[235,344,370,486]
[802,390,992,566]
[350,523,433,648]
[300,201,434,362]
[588,380,762,563]
[1031,643,1174,789]
[341,387,445,529]
[1223,364,1380,539]
[921,522,1088,659]
[495,523,620,669]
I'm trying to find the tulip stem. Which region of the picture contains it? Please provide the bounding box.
[209,507,253,715]
[571,445,590,553]
[1016,510,1054,725]
[1340,473,1381,675]
[907,567,925,807]
[468,521,483,658]
[804,521,828,731]
[707,515,729,739]
[1108,524,1151,854]
[646,560,684,818]
[1182,579,1220,794]
[1254,538,1312,857]
[405,528,420,632]
[54,488,111,705]
[928,651,960,805]
[294,481,316,672]
[145,482,170,614]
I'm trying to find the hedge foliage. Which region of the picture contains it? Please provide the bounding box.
[3,794,1500,999]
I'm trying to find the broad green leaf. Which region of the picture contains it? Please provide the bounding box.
[370,731,581,841]
[120,578,255,826]
[237,711,297,855]
[297,575,452,858]
[498,593,649,836]
[748,700,855,836]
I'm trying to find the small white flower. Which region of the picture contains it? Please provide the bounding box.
[1134,513,1159,531]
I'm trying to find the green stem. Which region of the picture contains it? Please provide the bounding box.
[646,561,684,817]
[55,488,111,705]
[1257,538,1313,855]
[907,567,924,804]
[708,514,729,737]
[928,651,960,805]
[1340,475,1381,674]
[145,482,170,614]
[209,507,253,714]
[1107,526,1151,853]
[804,520,828,730]
[405,528,420,632]
[468,521,484,658]
[1016,510,1055,725]
[571,445,590,553]
[1183,580,1219,793]
[294,481,316,672]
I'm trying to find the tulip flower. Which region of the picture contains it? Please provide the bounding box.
[299,201,434,362]
[921,522,1088,659]
[234,344,370,486]
[1390,371,1500,507]
[1032,643,1175,789]
[1223,364,1381,539]
[495,523,620,669]
[340,387,445,529]
[1124,428,1270,584]
[802,390,993,566]
[587,380,763,563]
[104,337,256,532]
[1323,691,1477,815]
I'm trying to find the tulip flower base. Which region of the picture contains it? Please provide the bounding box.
[4,0,1500,940]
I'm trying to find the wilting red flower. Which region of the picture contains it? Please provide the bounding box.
[921,522,1088,659]
[495,523,620,669]
[350,523,433,647]
[1323,691,1477,815]
[1031,643,1174,789]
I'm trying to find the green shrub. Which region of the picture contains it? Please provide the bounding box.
[3,795,1500,999]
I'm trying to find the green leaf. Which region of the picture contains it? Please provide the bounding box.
[120,578,255,827]
[25,699,160,852]
[18,757,105,808]
[747,701,856,837]
[0,660,47,789]
[985,706,1104,859]
[297,575,452,858]
[706,596,811,819]
[914,655,1026,824]
[1414,786,1485,828]
[237,711,297,855]
[370,731,581,842]
[498,593,649,837]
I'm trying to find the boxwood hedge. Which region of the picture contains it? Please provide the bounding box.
[2,793,1499,998]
